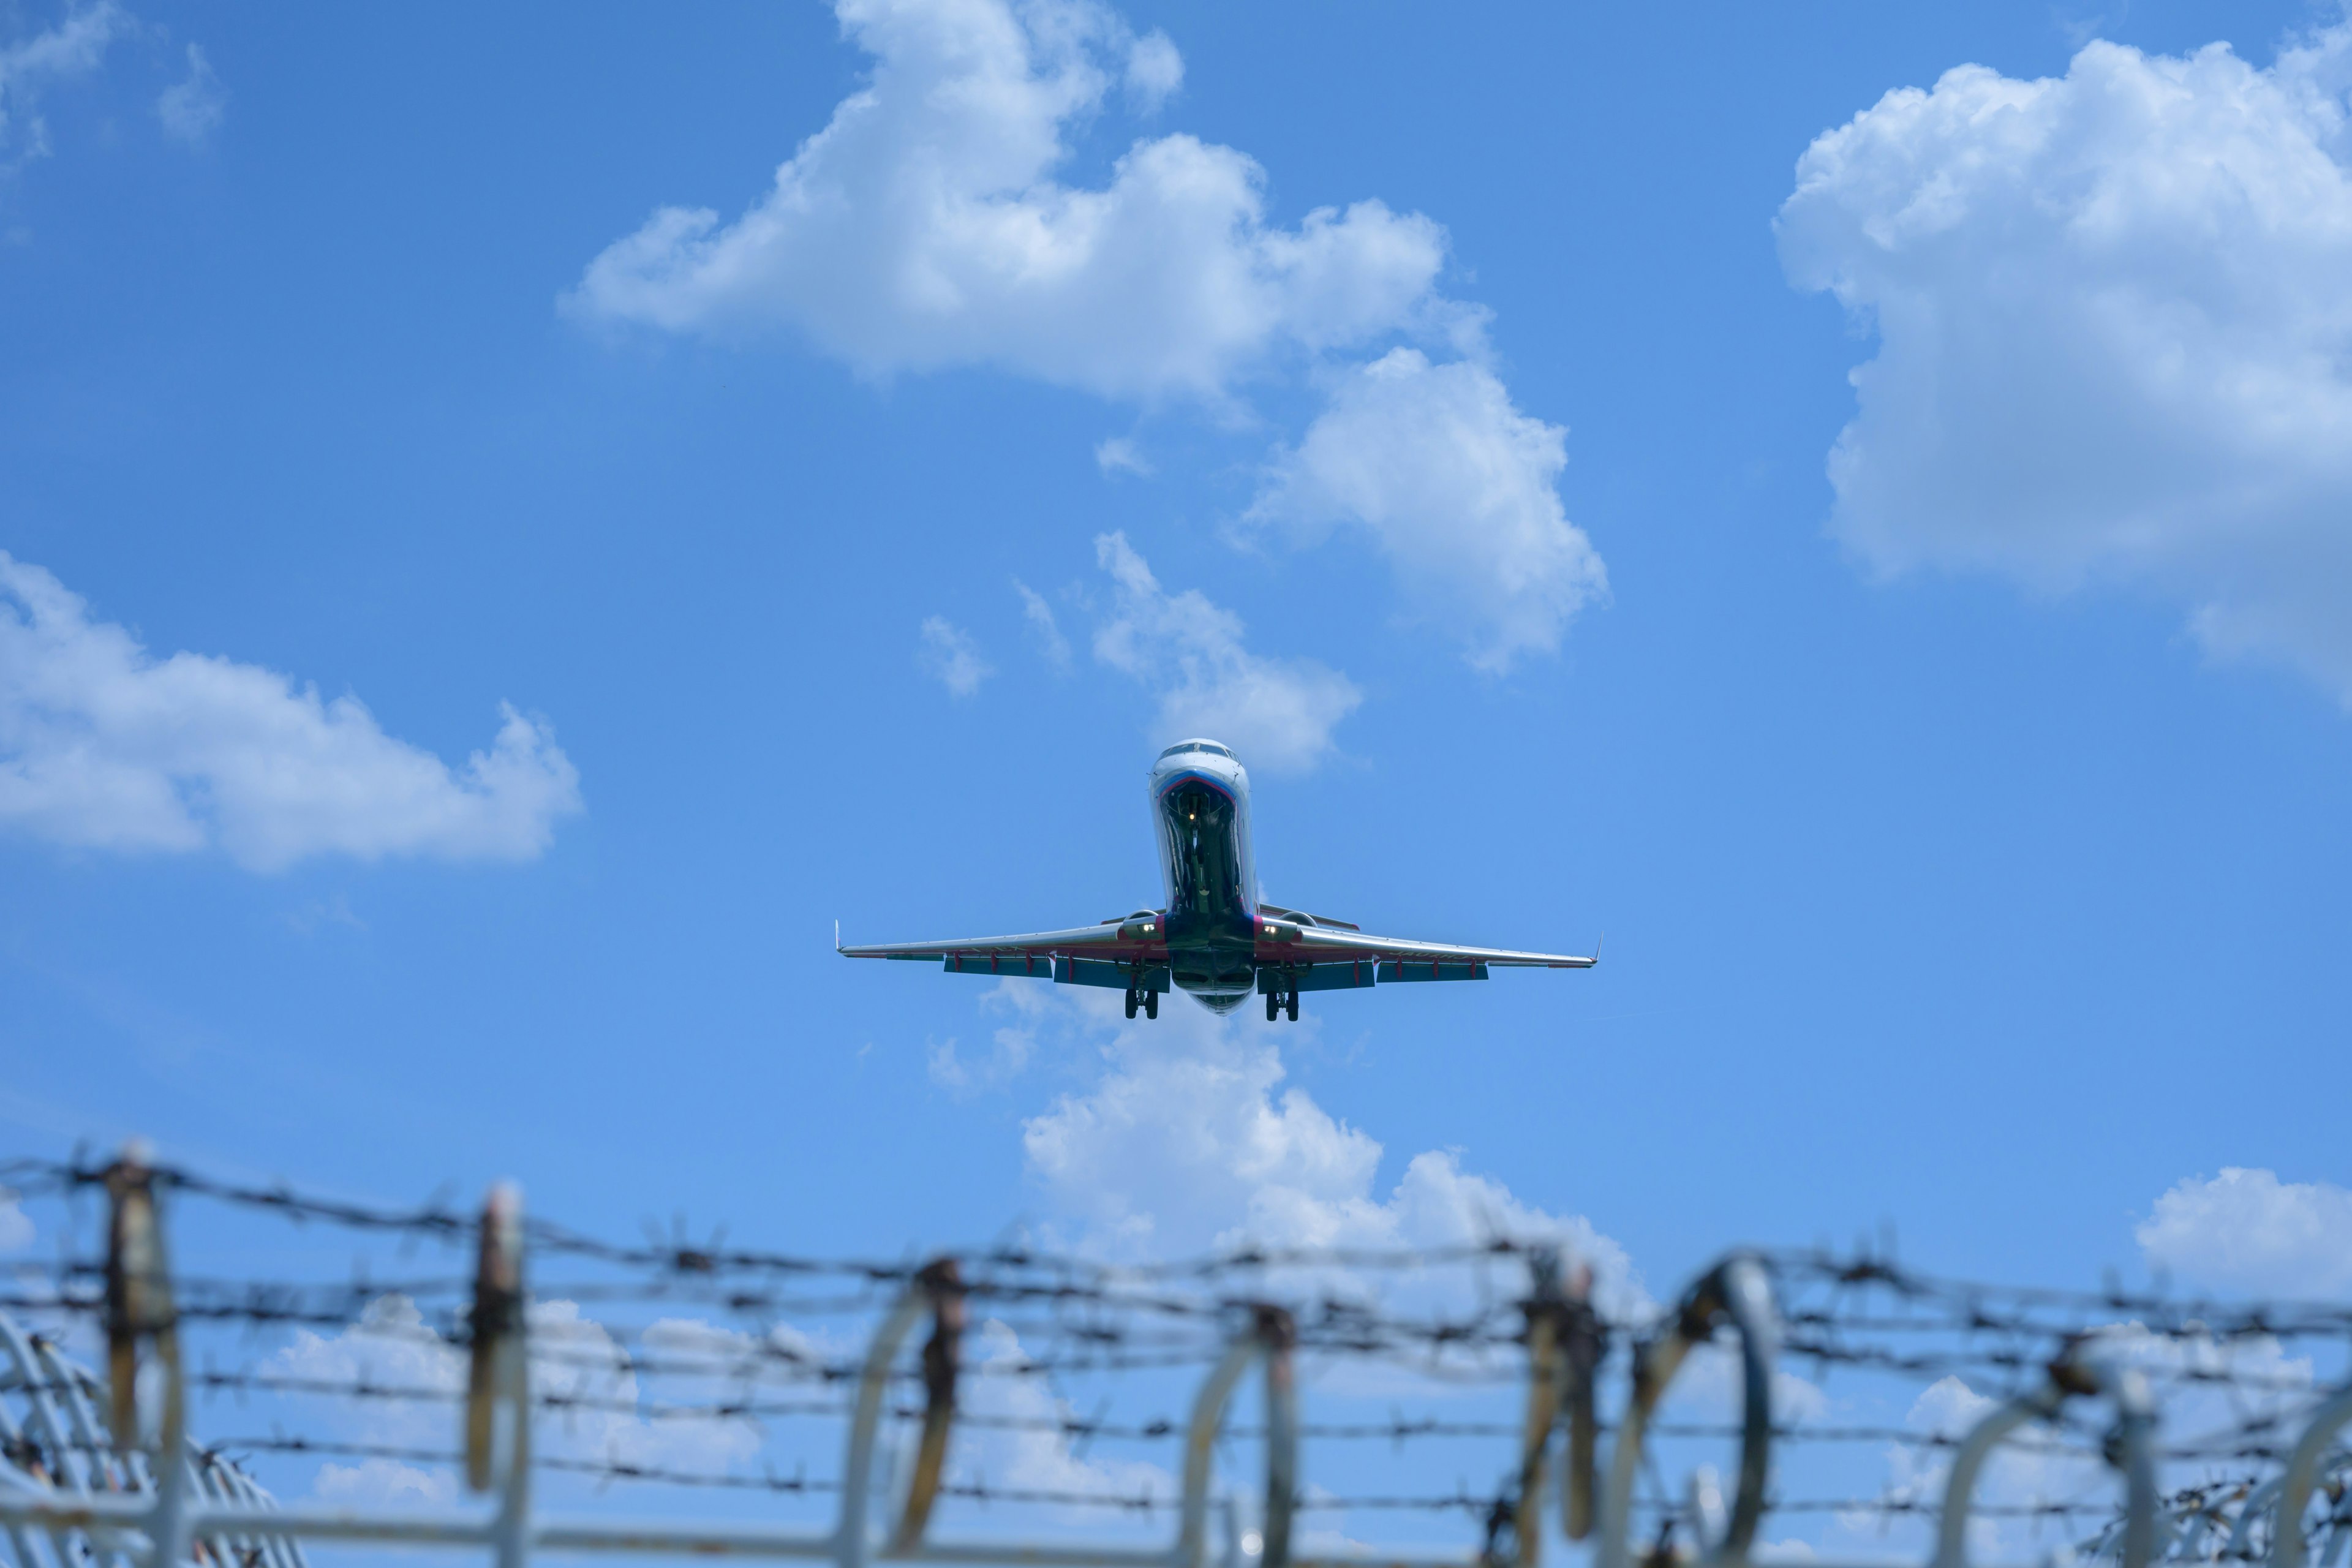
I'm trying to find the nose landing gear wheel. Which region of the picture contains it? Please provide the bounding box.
[1144,990,1158,1019]
[1285,993,1299,1022]
[1124,988,1139,1020]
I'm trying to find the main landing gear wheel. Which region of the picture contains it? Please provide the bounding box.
[1124,989,1139,1020]
[1144,990,1158,1019]
[1285,992,1299,1022]
[1265,992,1280,1022]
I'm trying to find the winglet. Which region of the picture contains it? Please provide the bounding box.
[1593,930,1604,965]
[834,919,842,954]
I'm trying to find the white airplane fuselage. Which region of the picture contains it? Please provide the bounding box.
[1147,740,1259,1014]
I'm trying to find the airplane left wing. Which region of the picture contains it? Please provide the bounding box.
[1258,918,1596,971]
[839,916,1168,976]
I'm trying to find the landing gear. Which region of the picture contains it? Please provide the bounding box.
[1126,987,1159,1020]
[1285,992,1298,1022]
[1265,988,1300,1022]
[1265,992,1280,1022]
[1145,990,1158,1019]
[1125,989,1139,1020]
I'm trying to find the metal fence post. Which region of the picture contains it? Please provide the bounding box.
[1932,1351,2153,1568]
[1257,1306,1297,1568]
[105,1144,189,1568]
[464,1184,530,1568]
[1597,1253,1774,1568]
[2269,1385,2352,1568]
[1561,1262,1603,1545]
[1512,1248,1564,1568]
[889,1261,965,1553]
[839,1285,929,1568]
[1177,1332,1265,1568]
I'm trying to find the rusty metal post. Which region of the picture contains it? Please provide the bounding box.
[1512,1248,1564,1568]
[839,1286,929,1568]
[1933,1350,2154,1568]
[890,1261,965,1553]
[105,1144,191,1568]
[466,1184,524,1494]
[1257,1306,1297,1568]
[1597,1254,1774,1568]
[462,1185,530,1568]
[1177,1333,1264,1568]
[1561,1263,1602,1544]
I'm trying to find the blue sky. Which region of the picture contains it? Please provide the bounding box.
[5,0,2352,1411]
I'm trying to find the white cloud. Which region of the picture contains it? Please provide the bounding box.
[918,615,993,696]
[1092,435,1152,478]
[1779,20,2352,701]
[2136,1167,2352,1296]
[1090,532,1359,774]
[268,1295,763,1499]
[1017,984,1637,1313]
[0,552,581,871]
[1012,578,1071,668]
[1838,1331,2315,1560]
[953,1319,1172,1517]
[0,1189,30,1253]
[1122,29,1181,113]
[568,0,1608,671]
[1248,350,1607,671]
[313,1457,456,1507]
[156,43,225,145]
[567,0,1447,404]
[0,2,122,172]
[925,1016,1035,1094]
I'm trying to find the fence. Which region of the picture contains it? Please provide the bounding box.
[2,1149,2350,1568]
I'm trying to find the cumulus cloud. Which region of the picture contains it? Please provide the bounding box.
[569,0,1606,673]
[0,1,122,173]
[1089,532,1359,774]
[567,0,1447,403]
[155,43,224,145]
[0,552,581,871]
[918,615,993,696]
[268,1295,763,1499]
[1018,985,1637,1308]
[954,1318,1172,1515]
[1779,20,2352,700]
[1838,1330,2313,1559]
[2136,1167,2352,1297]
[1248,350,1607,671]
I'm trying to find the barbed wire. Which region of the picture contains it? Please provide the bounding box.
[12,1153,2352,1559]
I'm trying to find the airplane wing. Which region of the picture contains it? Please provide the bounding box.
[1258,917,1596,971]
[839,916,1167,977]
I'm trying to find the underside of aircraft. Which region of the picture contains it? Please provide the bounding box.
[840,739,1596,1018]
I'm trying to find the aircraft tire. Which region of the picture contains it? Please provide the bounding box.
[1285,993,1299,1022]
[1265,992,1278,1022]
[1123,989,1138,1020]
[1144,991,1158,1019]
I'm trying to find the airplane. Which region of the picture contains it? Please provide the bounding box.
[839,738,1597,1020]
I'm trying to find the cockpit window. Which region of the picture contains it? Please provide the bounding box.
[1158,740,1236,761]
